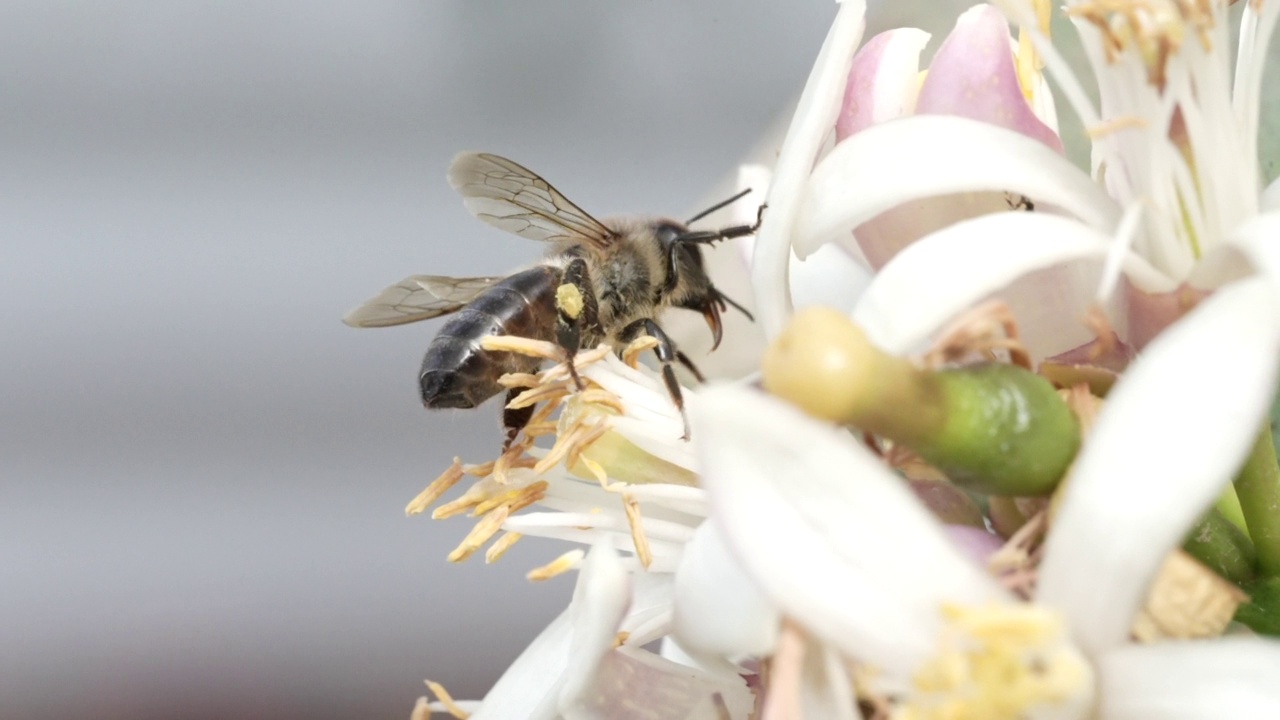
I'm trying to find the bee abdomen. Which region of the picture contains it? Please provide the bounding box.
[419,267,561,409]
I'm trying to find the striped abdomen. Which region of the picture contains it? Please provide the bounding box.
[419,265,562,409]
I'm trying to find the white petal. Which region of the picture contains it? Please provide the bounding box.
[1222,211,1280,287]
[799,644,860,720]
[472,609,572,720]
[836,27,930,138]
[560,545,632,714]
[1038,277,1280,656]
[753,0,867,338]
[692,385,1005,677]
[673,521,780,658]
[790,241,873,313]
[567,645,755,720]
[793,115,1121,259]
[1098,638,1280,719]
[1263,177,1280,212]
[850,212,1171,357]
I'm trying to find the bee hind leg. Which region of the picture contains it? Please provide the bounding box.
[501,388,536,450]
[621,318,692,441]
[554,258,602,392]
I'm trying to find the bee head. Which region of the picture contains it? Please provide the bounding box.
[655,221,709,299]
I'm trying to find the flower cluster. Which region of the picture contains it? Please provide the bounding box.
[408,1,1280,717]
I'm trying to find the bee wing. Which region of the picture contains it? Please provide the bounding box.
[449,152,617,250]
[343,275,503,328]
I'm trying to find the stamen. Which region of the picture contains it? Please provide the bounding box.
[527,548,585,581]
[484,531,524,563]
[472,480,548,516]
[479,334,563,360]
[424,680,471,719]
[622,335,659,368]
[904,604,1093,719]
[1068,0,1221,86]
[1086,114,1148,138]
[406,457,464,516]
[622,495,654,569]
[447,505,510,563]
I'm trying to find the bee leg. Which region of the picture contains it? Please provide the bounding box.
[621,318,692,441]
[501,388,536,450]
[555,258,601,392]
[675,351,706,383]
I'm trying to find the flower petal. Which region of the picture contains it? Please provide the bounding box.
[753,0,867,338]
[568,645,755,720]
[850,211,1171,358]
[1097,638,1280,719]
[836,27,930,140]
[560,545,633,713]
[1038,277,1280,656]
[1263,177,1280,212]
[692,385,1004,678]
[916,4,1062,152]
[471,609,571,720]
[793,115,1120,259]
[673,521,780,658]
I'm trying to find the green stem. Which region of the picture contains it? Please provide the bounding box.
[1182,508,1256,587]
[1234,426,1280,577]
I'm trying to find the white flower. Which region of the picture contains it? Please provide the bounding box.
[755,0,1280,363]
[684,276,1280,718]
[407,347,765,717]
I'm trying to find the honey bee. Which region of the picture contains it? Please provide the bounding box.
[344,152,760,445]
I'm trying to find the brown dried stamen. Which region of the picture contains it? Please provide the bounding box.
[423,679,470,719]
[527,548,585,581]
[406,457,464,516]
[622,495,654,569]
[484,531,524,564]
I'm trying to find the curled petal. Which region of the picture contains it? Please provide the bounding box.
[692,385,1004,678]
[1097,638,1280,718]
[673,521,780,658]
[794,115,1120,259]
[836,28,930,140]
[560,545,633,713]
[851,212,1171,358]
[1038,277,1280,656]
[753,0,867,338]
[917,4,1062,152]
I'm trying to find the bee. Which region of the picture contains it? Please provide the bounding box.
[344,152,760,445]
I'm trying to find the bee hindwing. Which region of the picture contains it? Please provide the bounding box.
[343,275,503,328]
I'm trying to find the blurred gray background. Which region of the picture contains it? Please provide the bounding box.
[0,2,968,719]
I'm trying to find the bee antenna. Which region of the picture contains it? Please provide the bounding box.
[685,188,753,225]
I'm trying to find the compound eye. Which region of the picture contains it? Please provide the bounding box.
[655,223,685,250]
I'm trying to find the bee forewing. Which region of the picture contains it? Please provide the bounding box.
[448,152,616,250]
[342,275,503,328]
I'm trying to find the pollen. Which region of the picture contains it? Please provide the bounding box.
[555,282,586,319]
[899,604,1094,720]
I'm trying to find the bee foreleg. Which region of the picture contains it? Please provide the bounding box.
[501,388,536,450]
[555,258,601,392]
[674,203,767,246]
[621,318,691,441]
